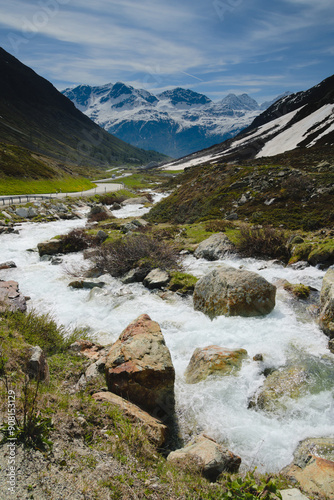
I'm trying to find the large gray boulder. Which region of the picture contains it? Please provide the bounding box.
[194,233,235,261]
[0,280,27,313]
[319,268,334,339]
[185,345,248,384]
[193,265,276,318]
[105,314,175,420]
[167,434,241,481]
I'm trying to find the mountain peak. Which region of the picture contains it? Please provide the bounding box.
[157,87,212,106]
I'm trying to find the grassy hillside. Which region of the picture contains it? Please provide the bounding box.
[149,146,334,230]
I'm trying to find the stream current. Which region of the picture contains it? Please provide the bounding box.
[1,199,333,473]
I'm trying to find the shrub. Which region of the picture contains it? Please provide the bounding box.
[88,211,111,223]
[205,220,233,233]
[281,174,312,201]
[97,194,126,205]
[94,234,181,277]
[61,228,98,253]
[236,224,290,261]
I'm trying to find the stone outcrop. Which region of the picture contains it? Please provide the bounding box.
[282,437,334,499]
[319,268,334,339]
[185,346,248,384]
[105,314,175,420]
[37,238,63,256]
[193,265,276,318]
[92,391,168,447]
[167,434,241,481]
[194,233,235,261]
[88,203,114,219]
[143,268,170,289]
[122,196,148,205]
[27,346,50,383]
[0,280,27,313]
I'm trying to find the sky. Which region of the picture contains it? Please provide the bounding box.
[0,0,333,103]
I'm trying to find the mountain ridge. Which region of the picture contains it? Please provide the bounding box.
[0,47,166,176]
[62,83,286,158]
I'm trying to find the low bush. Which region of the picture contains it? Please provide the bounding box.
[205,220,233,233]
[61,228,99,253]
[87,211,111,223]
[94,234,181,277]
[97,193,126,205]
[236,224,290,261]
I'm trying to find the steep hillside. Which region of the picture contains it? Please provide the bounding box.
[0,48,166,175]
[148,145,334,230]
[62,83,280,158]
[161,75,334,169]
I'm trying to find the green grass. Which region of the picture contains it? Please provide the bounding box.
[120,172,162,190]
[0,176,95,195]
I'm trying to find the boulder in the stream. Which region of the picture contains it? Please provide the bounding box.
[143,268,170,289]
[37,239,63,256]
[0,280,27,313]
[105,314,175,420]
[167,434,241,481]
[0,261,17,270]
[193,264,276,318]
[185,345,248,384]
[194,233,235,261]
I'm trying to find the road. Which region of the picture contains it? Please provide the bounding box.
[0,182,124,206]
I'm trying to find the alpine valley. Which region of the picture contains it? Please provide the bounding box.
[62,83,289,158]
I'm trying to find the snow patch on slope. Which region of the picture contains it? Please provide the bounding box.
[256,104,334,157]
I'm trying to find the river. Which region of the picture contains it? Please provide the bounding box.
[0,198,333,473]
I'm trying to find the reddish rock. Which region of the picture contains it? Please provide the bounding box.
[105,314,175,420]
[185,345,248,384]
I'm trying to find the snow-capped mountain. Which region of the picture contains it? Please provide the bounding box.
[62,84,278,158]
[161,75,334,169]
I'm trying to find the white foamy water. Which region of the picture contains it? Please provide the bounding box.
[1,212,333,473]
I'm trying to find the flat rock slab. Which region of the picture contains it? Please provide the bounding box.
[280,488,310,500]
[92,391,168,447]
[167,434,241,481]
[0,280,27,313]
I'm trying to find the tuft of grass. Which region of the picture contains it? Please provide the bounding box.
[3,310,91,355]
[283,282,311,299]
[168,272,198,294]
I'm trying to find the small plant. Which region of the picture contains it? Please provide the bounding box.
[283,282,310,299]
[0,352,53,451]
[88,211,111,223]
[168,272,198,294]
[220,470,282,499]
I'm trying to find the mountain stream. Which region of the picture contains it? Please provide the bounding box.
[1,197,333,473]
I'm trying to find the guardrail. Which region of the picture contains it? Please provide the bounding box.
[0,194,53,205]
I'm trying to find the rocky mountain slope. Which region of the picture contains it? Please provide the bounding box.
[62,83,284,158]
[161,75,334,170]
[0,48,166,175]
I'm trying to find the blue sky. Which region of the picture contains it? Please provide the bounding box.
[0,0,333,103]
